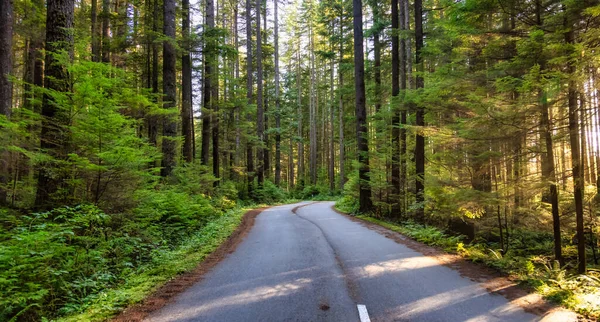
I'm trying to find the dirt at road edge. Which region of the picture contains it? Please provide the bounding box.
[112,207,268,322]
[329,204,583,322]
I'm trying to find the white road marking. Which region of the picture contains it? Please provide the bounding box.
[357,304,371,322]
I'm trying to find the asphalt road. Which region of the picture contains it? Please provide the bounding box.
[145,202,558,322]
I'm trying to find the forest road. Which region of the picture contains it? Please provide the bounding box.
[145,201,572,322]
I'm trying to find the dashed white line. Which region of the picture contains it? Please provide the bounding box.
[357,304,371,322]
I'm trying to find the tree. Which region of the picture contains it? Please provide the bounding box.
[161,0,177,177]
[352,0,372,213]
[256,0,264,187]
[35,0,75,208]
[0,0,13,206]
[414,0,425,219]
[390,0,400,215]
[246,0,254,196]
[564,5,586,274]
[181,0,194,162]
[202,0,215,166]
[274,0,282,186]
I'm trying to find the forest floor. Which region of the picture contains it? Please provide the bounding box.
[131,201,575,322]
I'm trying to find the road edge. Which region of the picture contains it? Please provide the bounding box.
[329,204,581,322]
[112,206,269,322]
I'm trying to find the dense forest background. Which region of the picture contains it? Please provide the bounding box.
[2,0,600,319]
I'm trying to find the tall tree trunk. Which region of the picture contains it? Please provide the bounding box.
[338,14,345,191]
[212,0,220,184]
[352,0,373,213]
[0,0,13,206]
[234,5,241,171]
[402,0,410,214]
[148,0,159,147]
[262,8,269,180]
[35,0,74,209]
[535,2,562,266]
[181,0,193,162]
[256,0,264,188]
[245,0,254,197]
[101,0,110,63]
[160,0,177,177]
[565,11,586,274]
[309,22,317,186]
[274,0,281,186]
[297,47,304,187]
[414,0,425,220]
[329,43,335,193]
[91,0,100,62]
[391,0,400,215]
[370,0,381,113]
[201,0,214,166]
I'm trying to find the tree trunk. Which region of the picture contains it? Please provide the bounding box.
[0,0,13,206]
[246,0,254,197]
[160,0,177,177]
[91,0,100,62]
[35,0,74,209]
[391,0,400,215]
[234,5,241,172]
[262,9,269,181]
[565,12,586,274]
[414,0,425,220]
[274,0,281,186]
[181,0,193,162]
[297,46,304,187]
[309,21,317,186]
[338,14,345,191]
[256,0,264,188]
[535,2,562,266]
[101,0,110,63]
[352,0,373,213]
[329,43,335,193]
[402,0,410,214]
[212,0,220,184]
[202,0,214,166]
[148,0,159,147]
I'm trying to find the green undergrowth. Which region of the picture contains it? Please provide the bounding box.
[57,206,250,322]
[0,174,296,321]
[345,211,600,319]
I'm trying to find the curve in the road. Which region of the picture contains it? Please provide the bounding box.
[145,201,574,322]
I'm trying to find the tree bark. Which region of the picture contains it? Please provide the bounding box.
[297,46,304,187]
[309,20,317,186]
[181,0,193,162]
[91,0,100,62]
[274,0,281,186]
[338,14,345,191]
[212,0,220,184]
[246,0,254,197]
[391,0,400,215]
[101,0,110,63]
[148,0,159,147]
[565,11,586,274]
[35,0,74,209]
[202,0,215,166]
[0,0,13,206]
[535,1,562,266]
[256,0,264,188]
[414,0,425,220]
[352,0,373,213]
[160,0,177,177]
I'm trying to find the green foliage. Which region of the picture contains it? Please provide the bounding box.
[0,179,250,321]
[255,180,288,204]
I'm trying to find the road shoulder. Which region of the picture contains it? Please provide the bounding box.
[111,207,268,322]
[330,204,580,322]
